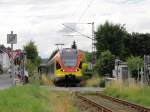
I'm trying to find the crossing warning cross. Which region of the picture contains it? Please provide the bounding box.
[9,50,21,60]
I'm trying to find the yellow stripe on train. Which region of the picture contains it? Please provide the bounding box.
[55,69,82,77]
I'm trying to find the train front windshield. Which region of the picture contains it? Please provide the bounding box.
[61,49,78,67]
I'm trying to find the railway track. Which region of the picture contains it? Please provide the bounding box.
[96,93,150,112]
[76,94,113,112]
[76,93,150,112]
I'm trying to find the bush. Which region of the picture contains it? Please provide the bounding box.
[99,79,105,87]
[26,60,36,77]
[80,63,92,78]
[127,56,144,79]
[95,50,115,76]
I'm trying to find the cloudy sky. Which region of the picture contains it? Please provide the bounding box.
[0,0,150,58]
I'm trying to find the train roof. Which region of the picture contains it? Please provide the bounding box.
[47,48,82,64]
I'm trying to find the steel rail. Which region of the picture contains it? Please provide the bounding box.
[76,94,113,112]
[96,93,150,112]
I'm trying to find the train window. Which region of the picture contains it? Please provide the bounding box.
[61,49,78,67]
[56,62,61,69]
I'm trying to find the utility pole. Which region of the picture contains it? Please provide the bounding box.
[91,22,96,64]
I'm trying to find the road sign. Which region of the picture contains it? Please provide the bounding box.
[7,31,17,44]
[9,50,21,60]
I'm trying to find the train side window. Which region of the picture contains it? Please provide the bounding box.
[56,62,61,69]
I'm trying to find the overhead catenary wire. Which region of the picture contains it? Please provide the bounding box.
[62,24,92,40]
[71,0,86,18]
[78,0,95,21]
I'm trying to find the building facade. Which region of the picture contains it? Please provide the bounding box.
[0,49,11,72]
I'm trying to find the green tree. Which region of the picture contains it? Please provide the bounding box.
[127,33,150,56]
[24,41,40,65]
[84,51,92,62]
[127,56,144,79]
[95,21,128,58]
[95,50,115,76]
[26,60,36,76]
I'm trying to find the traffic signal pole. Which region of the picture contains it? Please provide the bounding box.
[11,43,14,85]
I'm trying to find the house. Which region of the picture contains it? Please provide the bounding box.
[0,49,11,72]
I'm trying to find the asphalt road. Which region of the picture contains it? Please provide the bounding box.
[0,74,13,90]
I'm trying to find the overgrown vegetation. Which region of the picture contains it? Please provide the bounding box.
[127,56,144,79]
[104,81,150,107]
[26,60,36,77]
[41,75,53,86]
[85,74,101,87]
[24,41,41,66]
[84,51,92,62]
[24,41,41,77]
[0,85,80,112]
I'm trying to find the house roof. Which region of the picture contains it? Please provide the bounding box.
[0,45,10,54]
[0,49,4,53]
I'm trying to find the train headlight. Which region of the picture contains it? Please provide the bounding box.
[61,69,65,72]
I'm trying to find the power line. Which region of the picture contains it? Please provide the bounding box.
[62,24,92,40]
[78,0,95,21]
[62,22,96,64]
[71,0,85,18]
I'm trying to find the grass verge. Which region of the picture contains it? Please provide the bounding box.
[0,85,80,112]
[104,81,150,107]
